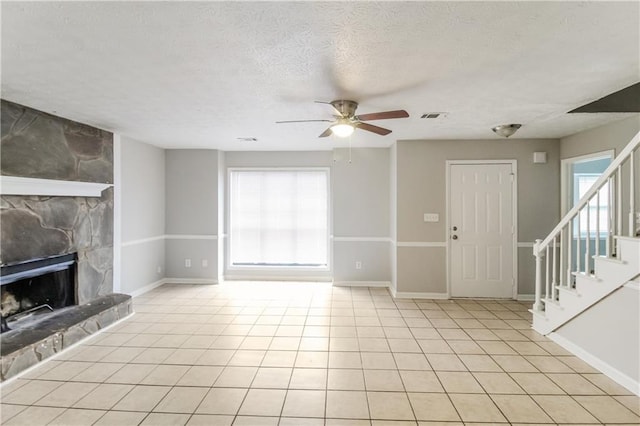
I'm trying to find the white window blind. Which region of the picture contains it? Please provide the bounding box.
[230,169,329,267]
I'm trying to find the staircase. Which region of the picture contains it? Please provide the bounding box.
[531,131,640,335]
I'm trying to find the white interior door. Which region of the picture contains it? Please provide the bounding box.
[449,163,515,298]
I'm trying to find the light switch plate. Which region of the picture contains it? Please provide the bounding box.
[424,213,439,222]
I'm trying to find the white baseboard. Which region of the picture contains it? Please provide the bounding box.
[392,290,449,299]
[333,281,390,288]
[163,278,218,285]
[517,294,535,301]
[128,279,167,297]
[548,332,640,396]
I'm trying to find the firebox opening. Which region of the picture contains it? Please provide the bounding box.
[1,253,76,332]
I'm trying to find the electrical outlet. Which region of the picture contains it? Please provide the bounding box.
[185,259,191,268]
[157,266,162,274]
[202,259,208,268]
[355,261,362,270]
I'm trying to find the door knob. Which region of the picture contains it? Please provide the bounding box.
[452,235,458,240]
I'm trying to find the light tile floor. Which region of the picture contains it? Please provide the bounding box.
[1,282,639,425]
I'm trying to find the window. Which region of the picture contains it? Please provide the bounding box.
[573,173,609,236]
[229,169,329,268]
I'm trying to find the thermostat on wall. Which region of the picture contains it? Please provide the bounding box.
[424,213,439,222]
[533,152,547,163]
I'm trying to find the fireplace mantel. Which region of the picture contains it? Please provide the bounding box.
[0,176,112,197]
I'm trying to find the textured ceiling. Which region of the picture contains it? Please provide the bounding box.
[1,1,639,150]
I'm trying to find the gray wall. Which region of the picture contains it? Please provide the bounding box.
[393,138,560,295]
[332,148,391,284]
[165,150,221,281]
[120,137,165,294]
[556,284,640,385]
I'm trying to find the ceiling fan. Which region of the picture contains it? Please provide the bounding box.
[276,100,409,138]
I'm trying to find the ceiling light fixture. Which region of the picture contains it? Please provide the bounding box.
[492,124,522,138]
[331,118,355,138]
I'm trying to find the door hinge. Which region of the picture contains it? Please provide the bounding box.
[509,173,515,182]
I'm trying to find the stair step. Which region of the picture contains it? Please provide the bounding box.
[542,298,564,315]
[528,308,546,319]
[614,236,640,242]
[571,271,601,282]
[594,256,627,266]
[573,274,606,299]
[594,254,638,283]
[614,236,640,265]
[554,285,583,311]
[555,284,579,293]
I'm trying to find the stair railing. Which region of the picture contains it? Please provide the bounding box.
[533,131,639,312]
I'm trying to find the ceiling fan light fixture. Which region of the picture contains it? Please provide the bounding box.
[492,124,522,138]
[331,121,355,138]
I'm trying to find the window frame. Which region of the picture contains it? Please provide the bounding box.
[226,167,331,275]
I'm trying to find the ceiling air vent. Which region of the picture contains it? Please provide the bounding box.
[237,137,258,142]
[420,112,446,119]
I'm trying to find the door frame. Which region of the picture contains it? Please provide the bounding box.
[445,160,518,299]
[560,150,614,215]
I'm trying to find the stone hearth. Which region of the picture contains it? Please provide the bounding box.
[1,294,132,381]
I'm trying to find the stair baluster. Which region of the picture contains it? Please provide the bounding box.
[596,191,600,257]
[559,228,565,289]
[617,165,622,238]
[630,152,635,237]
[585,199,591,274]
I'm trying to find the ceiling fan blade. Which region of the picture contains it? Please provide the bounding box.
[315,100,342,116]
[355,110,409,121]
[356,122,392,136]
[319,127,333,138]
[276,119,333,124]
